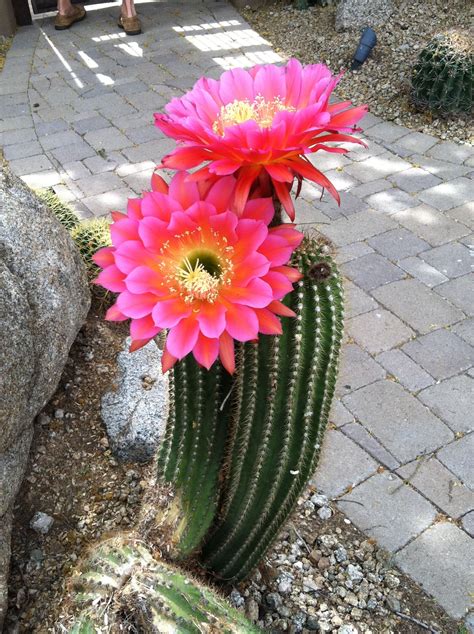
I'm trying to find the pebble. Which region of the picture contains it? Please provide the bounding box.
[311,493,328,507]
[30,512,54,535]
[317,506,333,520]
[54,409,64,419]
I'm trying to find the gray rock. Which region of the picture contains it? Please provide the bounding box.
[465,612,474,634]
[318,506,333,520]
[30,512,54,535]
[311,493,329,508]
[266,592,282,609]
[346,564,364,584]
[385,595,401,612]
[101,337,168,463]
[336,0,393,32]
[338,625,359,634]
[0,164,89,626]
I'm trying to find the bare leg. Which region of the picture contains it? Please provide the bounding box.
[121,0,137,18]
[57,0,76,15]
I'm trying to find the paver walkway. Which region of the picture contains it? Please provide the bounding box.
[1,0,473,622]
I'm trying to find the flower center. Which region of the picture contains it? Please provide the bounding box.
[177,249,222,303]
[213,95,294,135]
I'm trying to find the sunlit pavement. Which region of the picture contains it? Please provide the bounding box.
[0,0,473,620]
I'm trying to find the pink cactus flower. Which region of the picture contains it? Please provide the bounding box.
[154,58,368,220]
[93,171,303,374]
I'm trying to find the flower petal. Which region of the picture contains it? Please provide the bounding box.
[193,333,219,370]
[152,299,192,329]
[166,318,200,359]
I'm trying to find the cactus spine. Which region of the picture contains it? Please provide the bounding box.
[411,30,473,114]
[70,219,112,277]
[67,538,261,633]
[159,238,344,581]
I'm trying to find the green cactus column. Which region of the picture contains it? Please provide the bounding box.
[158,238,344,581]
[201,239,343,581]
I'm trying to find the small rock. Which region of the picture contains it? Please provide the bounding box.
[306,615,320,630]
[317,506,333,520]
[245,598,259,622]
[464,613,474,634]
[266,592,282,609]
[346,564,364,584]
[309,548,321,565]
[278,573,293,594]
[29,549,44,563]
[54,409,64,419]
[384,572,400,589]
[318,557,331,570]
[229,589,244,608]
[335,546,348,562]
[37,413,51,426]
[386,595,401,612]
[338,625,359,634]
[30,512,54,535]
[311,493,328,507]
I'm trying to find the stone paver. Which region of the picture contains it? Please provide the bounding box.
[393,204,471,246]
[421,242,473,279]
[375,349,434,392]
[338,471,436,551]
[342,380,453,463]
[344,280,378,319]
[367,228,429,261]
[397,256,449,287]
[436,273,474,316]
[418,375,474,433]
[395,523,474,619]
[372,279,465,333]
[402,329,474,381]
[437,434,474,488]
[336,343,385,396]
[312,429,378,498]
[462,511,474,537]
[341,253,405,291]
[419,177,473,211]
[397,457,474,519]
[346,308,414,355]
[2,4,473,619]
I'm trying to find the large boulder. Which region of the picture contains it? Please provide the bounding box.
[335,0,393,32]
[0,164,90,627]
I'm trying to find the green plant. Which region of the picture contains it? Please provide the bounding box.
[67,537,261,633]
[36,188,80,231]
[411,30,473,114]
[158,237,343,581]
[70,219,111,277]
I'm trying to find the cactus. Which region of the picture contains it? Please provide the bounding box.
[66,537,261,633]
[411,30,473,114]
[35,189,111,279]
[70,219,111,278]
[36,188,80,231]
[159,237,344,581]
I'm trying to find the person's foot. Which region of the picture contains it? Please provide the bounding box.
[117,13,142,35]
[54,5,86,30]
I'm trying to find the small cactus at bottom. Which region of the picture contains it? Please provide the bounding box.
[411,30,473,114]
[70,219,111,278]
[66,537,261,633]
[36,188,80,232]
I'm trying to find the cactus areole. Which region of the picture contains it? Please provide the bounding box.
[158,237,344,581]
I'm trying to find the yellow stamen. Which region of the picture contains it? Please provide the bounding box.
[177,257,220,303]
[213,95,294,135]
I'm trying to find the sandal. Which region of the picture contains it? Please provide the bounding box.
[117,14,142,36]
[54,5,86,30]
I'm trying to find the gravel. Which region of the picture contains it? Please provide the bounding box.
[233,487,462,633]
[241,0,473,144]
